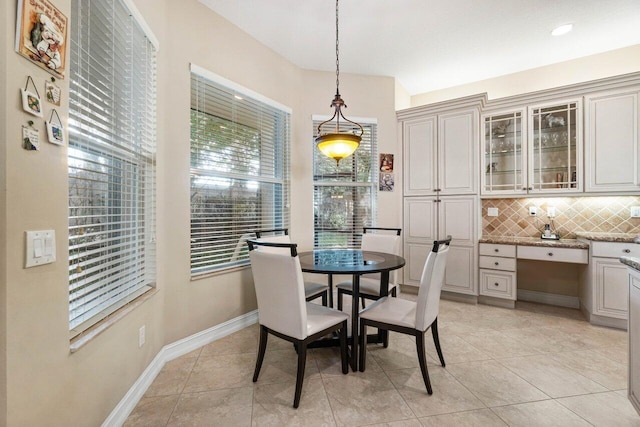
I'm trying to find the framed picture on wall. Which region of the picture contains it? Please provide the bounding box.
[15,0,68,79]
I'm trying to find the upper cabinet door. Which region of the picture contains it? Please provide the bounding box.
[403,117,437,196]
[585,90,640,192]
[481,110,527,196]
[528,100,583,194]
[438,110,478,195]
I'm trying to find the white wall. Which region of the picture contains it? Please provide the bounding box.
[411,44,640,106]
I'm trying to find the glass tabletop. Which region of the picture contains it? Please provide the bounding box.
[298,249,405,274]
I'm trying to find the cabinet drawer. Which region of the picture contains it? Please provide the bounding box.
[480,269,516,300]
[479,243,516,258]
[591,241,640,258]
[517,245,588,264]
[479,256,516,271]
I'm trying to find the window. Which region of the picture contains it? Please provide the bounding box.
[313,118,377,248]
[68,0,157,335]
[190,66,291,276]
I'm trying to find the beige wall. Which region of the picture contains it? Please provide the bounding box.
[411,44,640,106]
[0,0,398,424]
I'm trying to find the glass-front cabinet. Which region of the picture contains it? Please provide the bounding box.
[482,110,525,194]
[529,100,582,193]
[481,100,582,196]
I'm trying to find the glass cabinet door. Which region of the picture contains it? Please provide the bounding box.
[482,111,525,194]
[529,101,581,192]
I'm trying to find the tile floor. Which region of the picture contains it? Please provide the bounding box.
[125,294,640,426]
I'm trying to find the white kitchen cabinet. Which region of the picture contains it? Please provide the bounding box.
[581,241,637,329]
[403,109,478,196]
[403,196,477,295]
[629,267,640,416]
[479,243,517,301]
[585,89,640,192]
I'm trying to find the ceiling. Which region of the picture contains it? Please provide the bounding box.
[199,0,640,95]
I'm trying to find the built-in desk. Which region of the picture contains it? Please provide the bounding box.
[479,237,589,308]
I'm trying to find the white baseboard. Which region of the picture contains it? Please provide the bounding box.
[517,289,580,309]
[102,310,258,427]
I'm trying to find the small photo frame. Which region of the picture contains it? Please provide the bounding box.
[379,153,394,172]
[22,125,40,150]
[379,173,394,192]
[45,80,61,105]
[21,88,43,117]
[46,109,65,145]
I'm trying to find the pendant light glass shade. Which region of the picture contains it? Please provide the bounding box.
[315,0,363,165]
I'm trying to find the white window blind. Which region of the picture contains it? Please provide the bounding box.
[68,0,157,336]
[190,67,291,276]
[313,119,377,248]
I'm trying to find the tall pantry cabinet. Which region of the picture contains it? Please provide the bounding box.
[399,95,483,297]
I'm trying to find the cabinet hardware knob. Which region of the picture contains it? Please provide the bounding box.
[528,186,533,190]
[494,282,499,287]
[494,249,499,252]
[494,262,499,265]
[624,249,631,253]
[548,252,554,256]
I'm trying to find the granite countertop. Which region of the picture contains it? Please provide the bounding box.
[479,236,589,249]
[574,232,640,243]
[620,256,640,272]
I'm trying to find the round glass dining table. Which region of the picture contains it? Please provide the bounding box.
[298,249,405,371]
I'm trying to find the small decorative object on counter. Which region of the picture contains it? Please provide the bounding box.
[541,223,560,240]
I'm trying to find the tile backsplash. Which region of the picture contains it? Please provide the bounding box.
[482,196,640,238]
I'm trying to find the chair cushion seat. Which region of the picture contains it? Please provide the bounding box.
[304,281,329,298]
[359,297,417,330]
[335,278,397,296]
[306,303,349,337]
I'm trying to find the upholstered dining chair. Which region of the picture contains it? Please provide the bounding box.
[247,239,349,408]
[254,228,330,306]
[358,236,451,394]
[336,227,402,311]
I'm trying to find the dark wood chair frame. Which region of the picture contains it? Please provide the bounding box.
[247,239,348,408]
[253,228,329,306]
[337,227,402,343]
[358,237,450,394]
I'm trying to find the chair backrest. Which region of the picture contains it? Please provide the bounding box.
[247,240,308,340]
[415,237,451,331]
[361,228,402,282]
[254,228,291,254]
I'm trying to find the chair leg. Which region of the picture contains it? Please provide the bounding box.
[431,317,445,367]
[339,320,348,374]
[253,325,268,382]
[361,297,366,309]
[359,319,367,372]
[321,291,328,307]
[293,341,307,408]
[391,287,397,297]
[416,332,433,394]
[337,288,344,311]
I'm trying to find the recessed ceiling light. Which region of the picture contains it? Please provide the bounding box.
[551,23,573,36]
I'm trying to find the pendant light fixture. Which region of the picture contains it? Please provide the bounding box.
[315,0,363,165]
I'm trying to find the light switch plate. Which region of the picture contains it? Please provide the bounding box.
[631,206,640,218]
[25,230,56,268]
[529,206,537,216]
[487,207,499,217]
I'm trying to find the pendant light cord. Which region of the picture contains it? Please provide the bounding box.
[335,0,340,97]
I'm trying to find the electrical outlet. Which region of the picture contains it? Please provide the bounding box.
[547,206,556,218]
[139,325,146,348]
[487,207,498,217]
[529,206,537,216]
[631,206,640,218]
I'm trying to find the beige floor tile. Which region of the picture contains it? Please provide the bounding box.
[144,357,197,397]
[367,334,437,371]
[457,330,541,359]
[501,326,590,353]
[256,348,321,385]
[167,387,253,427]
[123,395,179,427]
[498,355,607,398]
[251,378,336,426]
[386,368,486,417]
[200,327,258,357]
[424,333,491,364]
[366,419,423,427]
[491,399,592,426]
[314,346,382,376]
[446,360,549,407]
[549,349,627,390]
[323,370,414,426]
[183,353,257,393]
[593,342,629,366]
[418,408,507,426]
[557,391,640,426]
